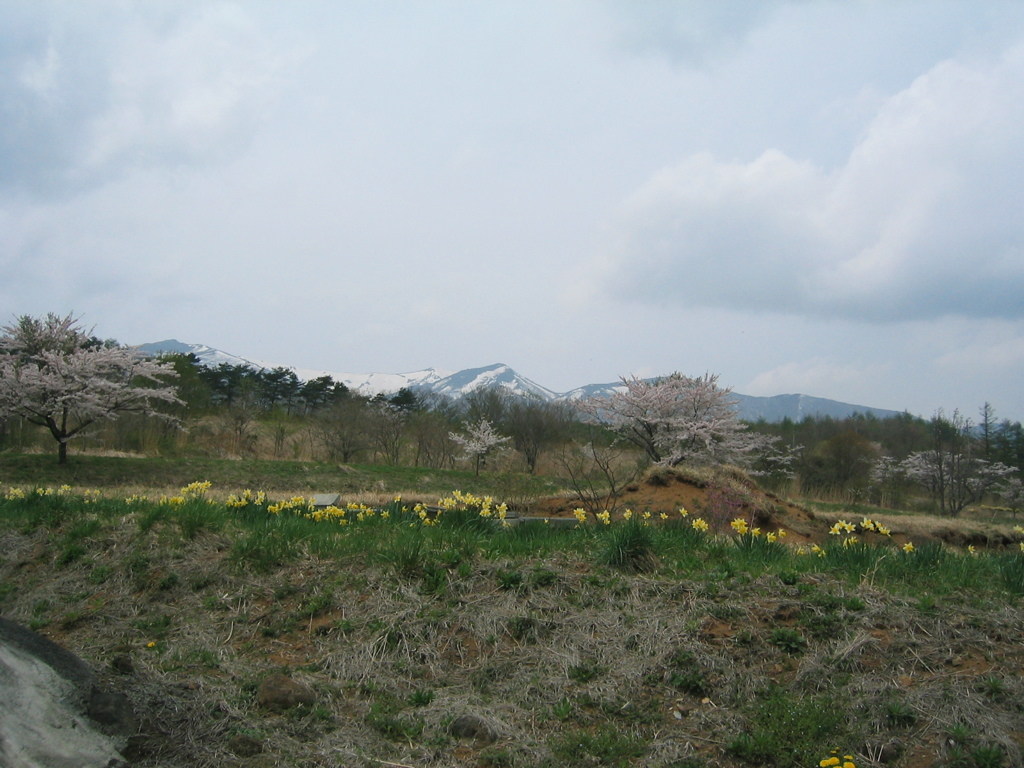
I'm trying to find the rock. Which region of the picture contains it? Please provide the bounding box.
[0,616,132,768]
[227,734,265,757]
[449,713,498,744]
[256,673,316,711]
[110,655,134,675]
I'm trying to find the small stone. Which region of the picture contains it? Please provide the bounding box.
[227,734,264,757]
[256,674,316,711]
[449,714,497,744]
[110,655,134,675]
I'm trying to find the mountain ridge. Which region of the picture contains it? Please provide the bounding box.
[138,339,904,423]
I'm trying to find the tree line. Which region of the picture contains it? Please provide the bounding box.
[1,313,1022,517]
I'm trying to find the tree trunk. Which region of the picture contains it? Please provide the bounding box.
[58,440,68,464]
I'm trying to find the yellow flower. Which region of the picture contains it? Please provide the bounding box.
[573,508,588,523]
[623,509,633,521]
[146,641,157,648]
[691,517,709,532]
[730,518,749,534]
[597,510,611,525]
[659,512,669,520]
[678,507,689,517]
[967,545,977,556]
[766,532,777,543]
[860,518,876,531]
[902,542,915,553]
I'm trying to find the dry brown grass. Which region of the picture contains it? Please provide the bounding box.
[3,503,1023,768]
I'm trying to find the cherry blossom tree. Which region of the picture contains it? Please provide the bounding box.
[449,418,510,475]
[899,409,1014,516]
[0,313,180,463]
[579,372,772,468]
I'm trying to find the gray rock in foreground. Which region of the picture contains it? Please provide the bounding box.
[0,616,131,768]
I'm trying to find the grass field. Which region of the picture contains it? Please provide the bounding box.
[1,457,1023,767]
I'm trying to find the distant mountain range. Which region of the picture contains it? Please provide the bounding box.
[138,340,903,423]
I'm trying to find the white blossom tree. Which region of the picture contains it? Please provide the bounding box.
[899,409,1014,517]
[579,372,772,467]
[0,313,180,463]
[449,418,511,475]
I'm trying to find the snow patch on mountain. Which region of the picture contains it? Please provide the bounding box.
[139,340,903,422]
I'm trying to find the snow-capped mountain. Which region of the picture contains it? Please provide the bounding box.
[137,340,902,422]
[138,340,451,397]
[427,364,557,401]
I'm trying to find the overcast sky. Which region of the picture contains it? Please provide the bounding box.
[3,1,1024,421]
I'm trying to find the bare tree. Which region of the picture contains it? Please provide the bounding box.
[554,436,644,516]
[314,398,372,462]
[580,372,772,468]
[408,409,458,468]
[368,402,406,465]
[0,313,180,463]
[505,398,575,473]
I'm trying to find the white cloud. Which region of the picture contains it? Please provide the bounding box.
[604,44,1024,322]
[0,3,293,199]
[744,359,893,402]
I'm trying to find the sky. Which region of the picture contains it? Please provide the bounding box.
[2,1,1024,421]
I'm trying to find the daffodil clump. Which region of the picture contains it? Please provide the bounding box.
[160,480,213,506]
[817,517,893,553]
[819,750,856,768]
[729,517,786,544]
[267,495,315,515]
[225,488,268,509]
[3,484,101,502]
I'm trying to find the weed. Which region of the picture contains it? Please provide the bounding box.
[548,728,645,766]
[947,723,974,747]
[778,570,800,585]
[367,711,424,741]
[57,543,87,566]
[769,627,807,654]
[529,566,558,587]
[298,590,334,618]
[969,744,1007,768]
[551,697,573,721]
[884,699,917,728]
[157,572,180,591]
[407,688,435,707]
[568,660,606,684]
[981,675,1007,701]
[496,568,524,591]
[666,649,710,697]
